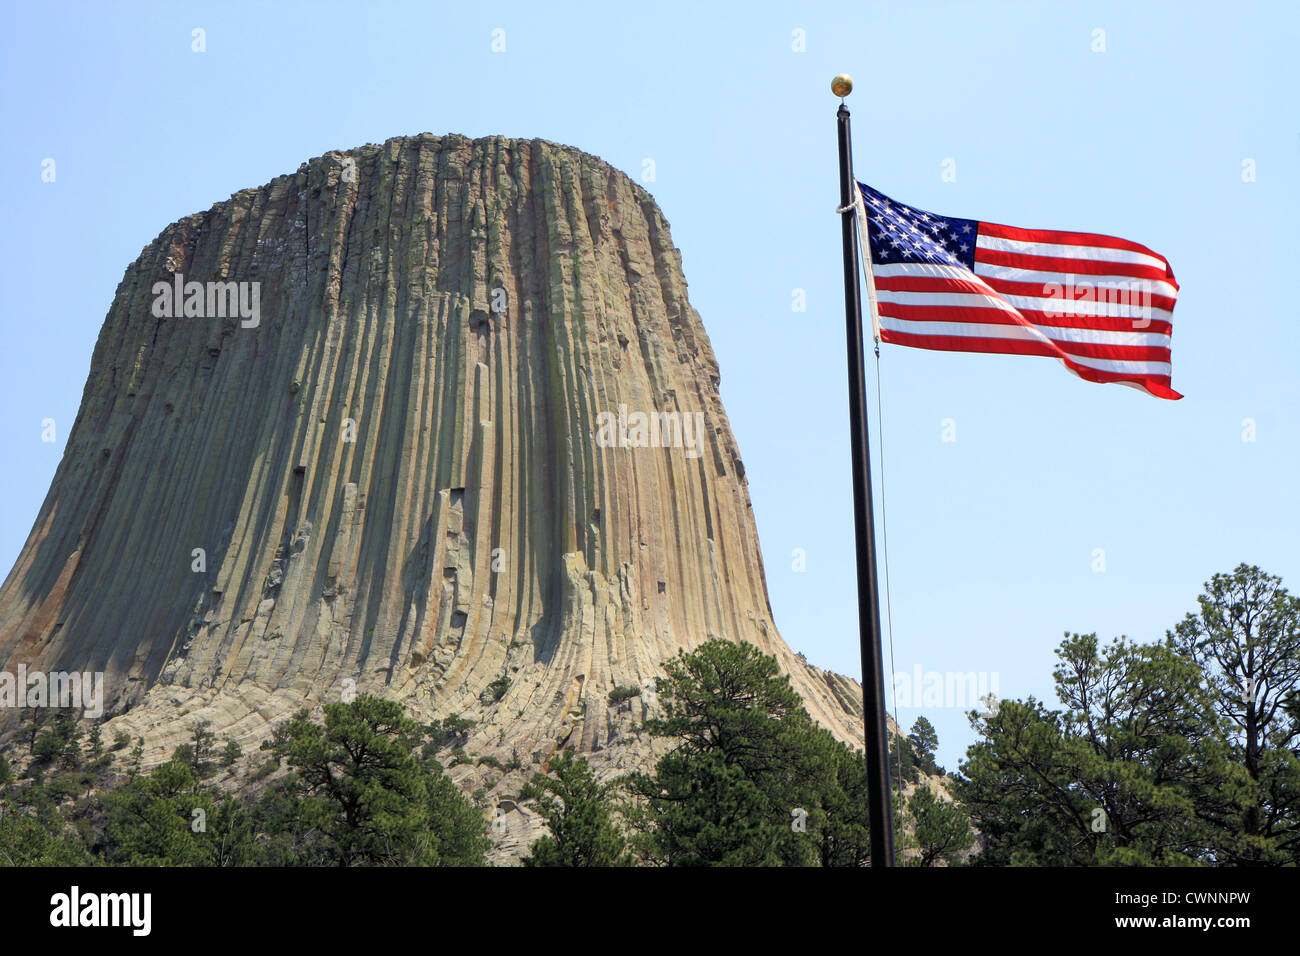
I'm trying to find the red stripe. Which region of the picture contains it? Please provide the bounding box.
[1015,307,1171,337]
[879,328,1182,399]
[979,220,1168,261]
[974,247,1177,285]
[977,275,1177,313]
[875,297,1174,337]
[875,273,1004,297]
[877,307,1171,363]
[876,272,1176,327]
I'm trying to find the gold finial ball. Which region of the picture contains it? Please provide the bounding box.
[831,74,853,97]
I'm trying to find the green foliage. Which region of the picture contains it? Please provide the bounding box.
[957,634,1242,865]
[0,804,92,866]
[248,756,278,782]
[811,733,875,867]
[19,710,50,750]
[422,769,494,866]
[904,786,972,866]
[4,563,1291,870]
[521,750,634,866]
[86,724,104,760]
[126,737,145,782]
[428,713,475,749]
[627,639,877,866]
[608,685,642,704]
[220,738,242,768]
[909,717,941,776]
[100,754,255,866]
[189,720,217,779]
[889,731,918,788]
[263,695,488,866]
[31,711,83,770]
[958,565,1300,866]
[1170,563,1300,864]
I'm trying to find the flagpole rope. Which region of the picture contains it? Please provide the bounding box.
[846,192,907,849]
[873,343,904,842]
[874,322,907,851]
[852,193,907,847]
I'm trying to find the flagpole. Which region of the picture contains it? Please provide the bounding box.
[833,73,895,867]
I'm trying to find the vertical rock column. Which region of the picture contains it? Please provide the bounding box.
[0,134,864,758]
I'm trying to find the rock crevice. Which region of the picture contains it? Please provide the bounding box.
[0,133,864,764]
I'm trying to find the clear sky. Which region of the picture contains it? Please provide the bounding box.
[2,1,1295,770]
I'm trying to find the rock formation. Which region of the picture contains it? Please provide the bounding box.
[0,134,864,796]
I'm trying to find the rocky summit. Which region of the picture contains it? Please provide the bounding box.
[0,134,866,848]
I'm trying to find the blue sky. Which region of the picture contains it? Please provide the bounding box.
[1,1,1295,769]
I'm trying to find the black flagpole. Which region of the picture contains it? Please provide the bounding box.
[834,75,895,867]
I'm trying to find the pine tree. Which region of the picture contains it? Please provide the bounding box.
[957,634,1236,865]
[522,749,633,866]
[905,786,972,866]
[628,641,820,865]
[264,695,488,866]
[628,640,873,866]
[220,738,242,768]
[1172,564,1300,864]
[908,716,941,775]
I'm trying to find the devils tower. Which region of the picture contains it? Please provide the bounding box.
[0,134,864,800]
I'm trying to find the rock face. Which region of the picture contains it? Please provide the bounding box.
[0,134,864,777]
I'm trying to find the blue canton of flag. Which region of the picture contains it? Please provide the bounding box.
[859,183,978,270]
[852,181,1181,400]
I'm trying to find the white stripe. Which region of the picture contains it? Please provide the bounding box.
[876,308,1170,348]
[878,317,1173,375]
[876,288,1015,312]
[976,234,1167,270]
[973,261,1178,300]
[1038,325,1170,348]
[1001,292,1172,323]
[873,262,978,281]
[876,286,1174,324]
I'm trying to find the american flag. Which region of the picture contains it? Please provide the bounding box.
[855,182,1181,399]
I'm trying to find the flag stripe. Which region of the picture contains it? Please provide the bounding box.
[979,220,1169,260]
[858,182,1181,399]
[974,272,1178,312]
[878,327,1174,377]
[873,271,1175,332]
[974,246,1174,283]
[876,305,1172,351]
[876,283,1174,323]
[878,277,1175,325]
